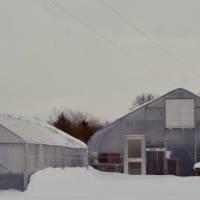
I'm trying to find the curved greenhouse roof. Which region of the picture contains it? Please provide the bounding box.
[88,88,199,153]
[0,114,86,148]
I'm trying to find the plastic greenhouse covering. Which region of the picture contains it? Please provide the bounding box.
[88,88,200,176]
[0,114,88,190]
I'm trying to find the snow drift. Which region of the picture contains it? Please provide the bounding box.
[0,167,200,200]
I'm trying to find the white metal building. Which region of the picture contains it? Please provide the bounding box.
[0,114,87,190]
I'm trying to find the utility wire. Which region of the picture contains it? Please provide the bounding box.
[48,0,155,74]
[47,0,178,86]
[99,0,197,78]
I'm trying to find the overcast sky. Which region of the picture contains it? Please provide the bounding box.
[0,0,200,122]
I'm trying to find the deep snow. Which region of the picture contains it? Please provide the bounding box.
[0,167,200,200]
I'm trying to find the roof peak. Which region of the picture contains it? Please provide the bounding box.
[88,88,198,142]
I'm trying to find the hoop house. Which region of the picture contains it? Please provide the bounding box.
[89,88,200,176]
[0,114,87,190]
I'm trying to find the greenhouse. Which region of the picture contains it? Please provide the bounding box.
[0,114,87,190]
[88,88,200,176]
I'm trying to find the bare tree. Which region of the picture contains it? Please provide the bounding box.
[130,93,158,110]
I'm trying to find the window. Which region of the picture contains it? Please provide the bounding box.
[166,99,194,128]
[128,139,142,158]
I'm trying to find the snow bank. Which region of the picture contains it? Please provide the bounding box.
[194,162,200,169]
[1,167,200,200]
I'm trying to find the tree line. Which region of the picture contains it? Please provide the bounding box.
[50,110,107,144]
[50,93,157,143]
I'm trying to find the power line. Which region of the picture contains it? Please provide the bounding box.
[47,0,157,74]
[98,0,197,78]
[47,0,178,86]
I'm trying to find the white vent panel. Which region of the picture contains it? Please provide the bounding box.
[166,99,194,128]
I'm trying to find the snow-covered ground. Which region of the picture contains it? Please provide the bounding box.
[0,167,200,200]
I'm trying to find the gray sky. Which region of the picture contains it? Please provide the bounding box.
[1,0,200,122]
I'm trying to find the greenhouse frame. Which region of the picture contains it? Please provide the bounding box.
[0,114,87,190]
[88,88,200,176]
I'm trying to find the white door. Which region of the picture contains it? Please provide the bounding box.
[124,135,146,175]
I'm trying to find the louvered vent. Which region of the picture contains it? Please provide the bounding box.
[166,99,194,128]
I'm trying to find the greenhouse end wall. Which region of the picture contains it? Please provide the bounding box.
[88,89,200,176]
[0,143,88,191]
[0,143,25,190]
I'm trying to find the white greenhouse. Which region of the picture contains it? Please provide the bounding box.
[0,114,88,190]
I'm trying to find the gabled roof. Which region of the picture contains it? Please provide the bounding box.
[0,114,87,148]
